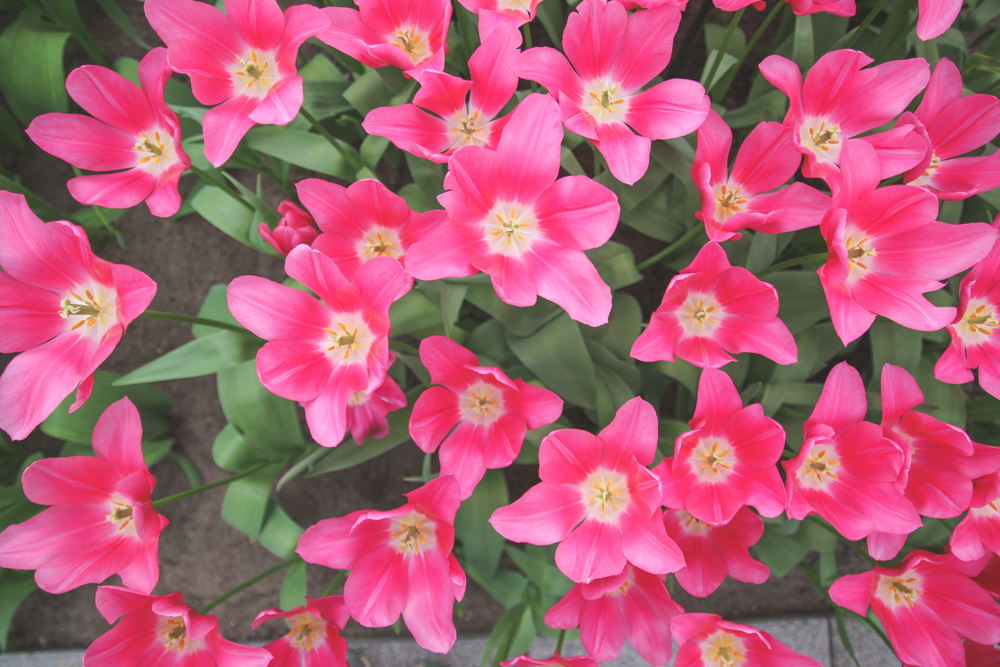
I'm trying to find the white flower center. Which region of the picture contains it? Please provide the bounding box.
[233,49,277,98]
[323,314,372,364]
[676,293,723,337]
[799,117,842,164]
[690,439,736,482]
[582,80,629,124]
[389,511,437,556]
[59,283,117,339]
[580,468,630,523]
[460,381,505,425]
[391,25,431,65]
[484,201,538,256]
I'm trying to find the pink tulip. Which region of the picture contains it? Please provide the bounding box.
[784,362,922,547]
[84,587,272,666]
[409,336,563,499]
[297,177,445,287]
[145,0,329,167]
[654,368,786,525]
[0,398,167,594]
[516,0,709,185]
[296,475,466,654]
[363,23,521,163]
[817,140,997,345]
[545,564,683,665]
[252,596,350,667]
[672,613,823,667]
[405,93,620,327]
[259,201,319,256]
[490,397,684,584]
[26,49,189,217]
[630,242,797,369]
[0,192,157,440]
[830,550,1000,667]
[346,371,407,445]
[663,507,770,598]
[917,0,963,40]
[902,58,1000,200]
[693,110,829,242]
[501,654,598,667]
[228,247,407,448]
[318,0,451,81]
[950,470,1000,561]
[782,0,856,16]
[759,50,929,185]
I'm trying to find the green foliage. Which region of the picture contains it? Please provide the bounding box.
[0,15,69,125]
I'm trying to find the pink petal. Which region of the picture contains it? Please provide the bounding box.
[304,364,369,447]
[926,95,1000,159]
[621,570,681,664]
[917,58,962,124]
[714,316,798,365]
[297,510,389,569]
[875,220,996,281]
[65,65,156,135]
[610,4,681,92]
[345,545,408,627]
[675,335,736,369]
[67,169,157,211]
[504,380,563,430]
[26,114,138,171]
[692,368,742,429]
[283,245,357,312]
[413,71,472,118]
[227,275,330,342]
[539,428,604,484]
[597,397,658,468]
[0,272,67,353]
[851,273,955,332]
[363,104,453,160]
[482,414,527,469]
[758,55,804,120]
[731,121,800,194]
[807,362,867,435]
[274,4,329,71]
[418,336,479,390]
[92,397,146,478]
[248,76,303,125]
[624,79,710,141]
[593,121,651,186]
[493,93,562,203]
[556,518,626,583]
[468,23,521,117]
[20,457,117,505]
[485,254,538,308]
[916,0,962,39]
[580,594,626,662]
[490,483,587,544]
[438,422,488,498]
[880,363,924,427]
[858,125,932,178]
[166,37,240,105]
[562,0,626,84]
[402,217,480,280]
[111,262,157,326]
[202,95,261,167]
[514,46,583,101]
[819,275,877,345]
[619,509,684,575]
[534,176,619,251]
[402,550,458,652]
[529,244,612,327]
[256,340,333,402]
[409,386,462,453]
[145,0,244,54]
[225,0,285,52]
[545,586,586,629]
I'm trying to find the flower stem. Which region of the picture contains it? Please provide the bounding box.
[299,107,363,171]
[705,8,745,93]
[322,569,348,597]
[808,517,877,565]
[153,462,270,508]
[717,1,785,98]
[756,252,828,277]
[389,339,421,356]
[140,310,253,336]
[187,165,254,210]
[199,559,297,614]
[835,0,890,49]
[702,598,716,614]
[555,629,566,654]
[636,225,704,271]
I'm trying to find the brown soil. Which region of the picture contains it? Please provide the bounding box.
[2,0,832,653]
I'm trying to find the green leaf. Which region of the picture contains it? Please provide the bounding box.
[41,371,172,453]
[115,332,262,385]
[792,14,814,69]
[244,126,354,180]
[752,525,810,577]
[506,546,573,597]
[0,18,70,125]
[213,423,269,472]
[507,314,598,410]
[280,561,307,611]
[438,283,467,336]
[770,271,830,334]
[536,0,564,49]
[586,241,642,290]
[217,360,305,455]
[745,231,777,274]
[343,67,395,115]
[585,292,642,359]
[915,355,966,426]
[480,603,527,667]
[221,462,282,539]
[0,97,25,150]
[390,289,443,336]
[467,566,528,611]
[258,501,304,559]
[869,318,922,384]
[97,0,152,50]
[37,0,108,64]
[465,283,561,337]
[454,470,508,578]
[190,185,254,246]
[193,284,243,338]
[0,568,36,651]
[701,49,738,89]
[307,394,416,476]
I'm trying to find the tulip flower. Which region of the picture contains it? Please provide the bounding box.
[830,550,1000,667]
[490,398,684,583]
[26,48,189,217]
[259,201,319,256]
[228,248,407,448]
[252,596,350,667]
[654,368,786,525]
[405,93,620,327]
[409,336,563,498]
[545,563,683,665]
[501,655,598,667]
[0,398,167,594]
[0,192,157,441]
[631,242,797,368]
[346,372,407,445]
[145,0,329,166]
[950,470,1000,561]
[516,0,709,184]
[693,110,829,242]
[84,587,272,666]
[297,475,466,654]
[672,613,823,667]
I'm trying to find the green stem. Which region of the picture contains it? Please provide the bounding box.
[322,570,348,597]
[140,310,252,336]
[705,8,745,93]
[522,24,539,92]
[199,560,296,614]
[809,517,876,565]
[702,598,716,614]
[187,165,254,210]
[636,225,703,271]
[153,462,269,508]
[389,339,421,356]
[756,252,828,277]
[299,107,363,170]
[667,0,714,79]
[836,0,890,50]
[555,629,566,655]
[718,2,785,97]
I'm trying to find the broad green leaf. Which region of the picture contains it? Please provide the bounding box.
[361,134,390,170]
[536,0,564,49]
[506,546,573,597]
[584,293,642,359]
[280,561,307,611]
[97,0,152,50]
[259,502,304,559]
[217,360,304,455]
[390,289,443,336]
[42,371,172,446]
[0,98,24,150]
[586,241,642,290]
[455,470,508,578]
[467,566,528,611]
[213,423,269,472]
[753,526,809,576]
[869,318,922,385]
[437,283,467,336]
[38,0,108,65]
[480,602,527,667]
[303,79,352,120]
[343,67,394,115]
[193,284,243,338]
[244,126,355,180]
[0,18,70,125]
[723,91,789,129]
[745,231,777,274]
[465,283,561,337]
[560,146,585,175]
[0,569,35,651]
[507,314,598,409]
[915,355,966,426]
[221,462,283,538]
[772,328,819,383]
[115,332,262,385]
[770,271,830,334]
[792,14,814,69]
[653,358,700,395]
[190,185,254,246]
[701,49,738,90]
[307,395,416,476]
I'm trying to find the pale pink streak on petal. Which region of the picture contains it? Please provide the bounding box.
[730,121,800,194]
[65,65,156,134]
[529,245,612,327]
[468,23,521,117]
[0,273,66,353]
[228,276,330,342]
[492,93,562,203]
[402,550,458,652]
[304,363,369,448]
[579,594,625,662]
[413,71,472,118]
[225,0,285,52]
[514,47,584,101]
[438,422,488,498]
[19,457,117,506]
[92,398,146,477]
[619,509,684,575]
[917,0,962,39]
[539,428,604,484]
[562,0,626,83]
[409,386,462,453]
[609,4,681,92]
[345,546,408,627]
[364,104,453,161]
[597,397,659,467]
[255,341,332,402]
